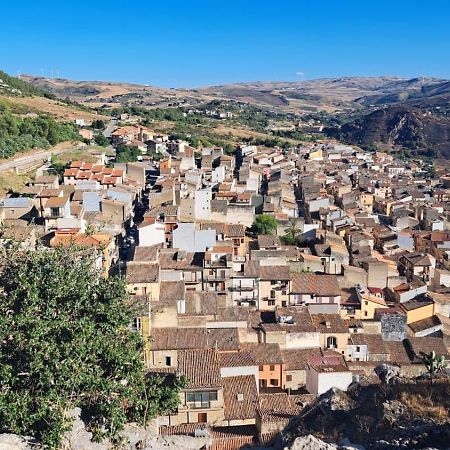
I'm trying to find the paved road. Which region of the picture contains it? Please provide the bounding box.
[103,118,118,138]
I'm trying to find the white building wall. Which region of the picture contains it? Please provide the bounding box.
[139,223,165,247]
[194,189,212,221]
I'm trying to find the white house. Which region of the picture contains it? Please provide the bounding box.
[138,222,165,247]
[306,360,353,395]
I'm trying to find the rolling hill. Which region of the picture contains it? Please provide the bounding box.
[332,105,450,158]
[18,73,450,158]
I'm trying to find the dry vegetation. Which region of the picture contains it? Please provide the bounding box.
[0,95,107,122]
[399,382,450,421]
[0,172,33,196]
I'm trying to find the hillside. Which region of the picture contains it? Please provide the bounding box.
[20,73,450,159]
[0,71,104,163]
[355,78,450,107]
[332,106,450,158]
[22,75,450,114]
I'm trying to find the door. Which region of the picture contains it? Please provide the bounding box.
[197,412,207,423]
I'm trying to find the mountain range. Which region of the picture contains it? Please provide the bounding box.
[12,74,450,159]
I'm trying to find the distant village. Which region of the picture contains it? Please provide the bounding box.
[1,118,450,449]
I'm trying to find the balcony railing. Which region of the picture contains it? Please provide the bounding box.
[187,401,211,410]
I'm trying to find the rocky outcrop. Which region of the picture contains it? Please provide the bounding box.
[0,409,209,450]
[288,435,364,450]
[0,434,34,450]
[374,364,401,385]
[282,379,450,450]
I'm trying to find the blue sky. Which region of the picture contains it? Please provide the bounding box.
[1,0,449,87]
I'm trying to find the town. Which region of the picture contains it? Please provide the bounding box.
[1,116,449,449]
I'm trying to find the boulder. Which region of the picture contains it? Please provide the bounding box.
[0,434,33,450]
[374,364,401,384]
[289,434,365,450]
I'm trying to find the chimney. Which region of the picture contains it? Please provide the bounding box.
[325,320,331,329]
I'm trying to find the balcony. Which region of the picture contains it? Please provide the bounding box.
[229,285,255,292]
[204,275,228,282]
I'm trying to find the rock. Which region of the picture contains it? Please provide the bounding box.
[289,435,339,450]
[60,408,108,450]
[60,408,209,450]
[374,364,401,384]
[381,400,407,426]
[289,435,365,450]
[0,434,33,450]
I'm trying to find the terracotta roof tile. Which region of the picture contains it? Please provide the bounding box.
[223,376,258,421]
[219,351,256,368]
[125,262,159,284]
[207,328,240,351]
[151,328,208,350]
[177,349,222,389]
[240,343,283,365]
[291,273,340,296]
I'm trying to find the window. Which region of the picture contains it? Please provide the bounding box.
[269,365,275,371]
[326,336,337,349]
[286,374,292,382]
[356,346,361,353]
[270,379,278,386]
[282,290,287,296]
[268,300,275,306]
[132,317,141,332]
[271,281,276,285]
[165,356,172,366]
[50,207,60,217]
[197,413,207,423]
[259,365,264,371]
[260,379,267,388]
[186,391,217,409]
[364,311,368,317]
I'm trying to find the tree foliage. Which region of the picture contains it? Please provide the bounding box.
[0,246,184,448]
[91,119,106,130]
[115,144,140,163]
[94,134,110,147]
[0,108,81,158]
[252,214,278,235]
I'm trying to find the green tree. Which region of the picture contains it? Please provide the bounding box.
[252,214,278,235]
[280,233,296,245]
[94,134,110,147]
[115,144,140,163]
[0,245,184,448]
[91,119,106,130]
[285,218,301,241]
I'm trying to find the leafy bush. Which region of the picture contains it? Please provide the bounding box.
[94,134,110,147]
[115,144,140,162]
[0,108,81,158]
[252,214,278,235]
[0,245,184,448]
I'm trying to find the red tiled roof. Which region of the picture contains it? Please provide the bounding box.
[223,376,258,421]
